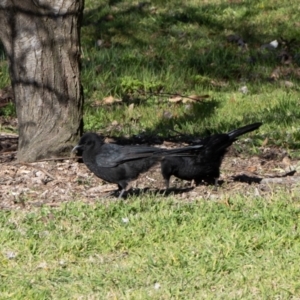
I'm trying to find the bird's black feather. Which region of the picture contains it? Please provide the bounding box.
[161,122,262,188]
[73,133,203,198]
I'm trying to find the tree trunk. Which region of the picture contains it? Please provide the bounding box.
[0,0,84,162]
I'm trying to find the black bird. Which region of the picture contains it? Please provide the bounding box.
[72,133,204,198]
[161,122,262,189]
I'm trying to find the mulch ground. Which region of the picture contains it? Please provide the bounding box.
[1,128,300,211]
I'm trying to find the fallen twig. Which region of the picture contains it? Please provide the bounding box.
[261,176,300,184]
[12,162,56,181]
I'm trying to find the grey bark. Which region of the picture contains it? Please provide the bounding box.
[0,0,84,162]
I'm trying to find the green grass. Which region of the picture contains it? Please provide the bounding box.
[77,0,300,148]
[1,0,300,149]
[1,193,300,299]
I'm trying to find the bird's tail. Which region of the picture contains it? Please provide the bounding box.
[199,122,262,155]
[228,122,262,140]
[155,122,262,158]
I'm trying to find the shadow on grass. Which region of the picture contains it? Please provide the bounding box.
[2,1,300,149]
[122,186,195,199]
[89,92,300,146]
[81,0,300,143]
[97,98,223,145]
[82,1,300,80]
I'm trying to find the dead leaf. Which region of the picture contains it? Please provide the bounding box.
[270,68,280,80]
[282,156,291,166]
[105,137,117,143]
[270,67,300,81]
[262,137,268,147]
[103,96,122,105]
[128,103,134,111]
[163,141,177,147]
[91,100,102,107]
[247,166,257,173]
[210,80,228,87]
[168,96,182,103]
[169,94,209,103]
[182,94,210,103]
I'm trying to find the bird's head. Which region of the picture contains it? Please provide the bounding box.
[72,133,104,154]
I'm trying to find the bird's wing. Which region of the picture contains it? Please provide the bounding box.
[116,144,205,161]
[95,144,160,167]
[95,144,205,167]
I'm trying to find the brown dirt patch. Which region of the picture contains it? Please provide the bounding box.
[1,132,300,210]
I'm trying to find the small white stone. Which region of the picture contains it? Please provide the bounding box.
[6,251,17,259]
[122,217,129,223]
[154,282,161,290]
[35,171,44,177]
[239,86,248,94]
[269,40,279,48]
[59,259,66,266]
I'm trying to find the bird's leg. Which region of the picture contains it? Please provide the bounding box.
[164,178,170,190]
[118,189,126,199]
[213,178,219,191]
[116,183,127,199]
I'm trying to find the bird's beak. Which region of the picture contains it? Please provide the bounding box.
[71,144,82,153]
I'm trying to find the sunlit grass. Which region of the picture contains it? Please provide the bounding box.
[1,1,300,298]
[77,0,300,149]
[1,0,300,147]
[1,193,300,298]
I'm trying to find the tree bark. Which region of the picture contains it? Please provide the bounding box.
[0,0,84,162]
